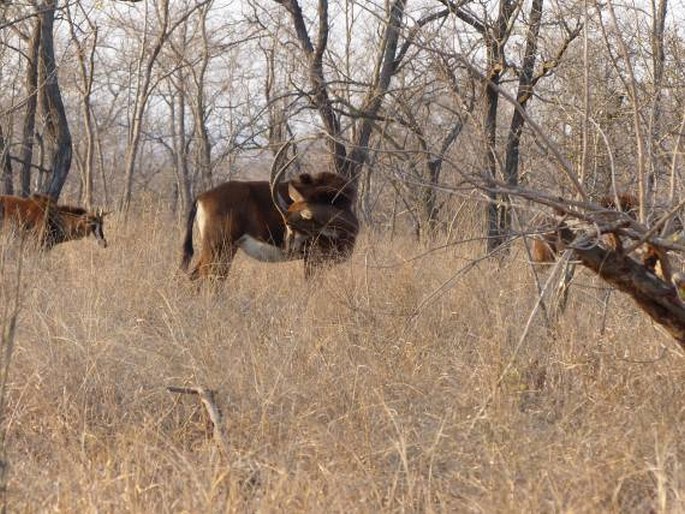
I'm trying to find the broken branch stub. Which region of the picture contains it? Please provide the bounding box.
[167,386,230,457]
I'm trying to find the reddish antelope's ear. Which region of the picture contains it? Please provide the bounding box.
[288,183,305,203]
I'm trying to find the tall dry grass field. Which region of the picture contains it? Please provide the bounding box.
[1,200,684,513]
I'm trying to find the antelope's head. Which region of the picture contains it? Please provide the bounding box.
[269,140,358,259]
[72,207,110,248]
[284,183,358,256]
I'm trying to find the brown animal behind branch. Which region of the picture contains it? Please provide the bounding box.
[530,193,639,263]
[0,194,108,249]
[558,225,685,345]
[528,192,673,280]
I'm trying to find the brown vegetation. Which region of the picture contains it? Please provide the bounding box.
[2,204,684,512]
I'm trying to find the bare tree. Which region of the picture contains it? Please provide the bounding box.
[37,0,72,199]
[272,0,408,195]
[19,16,41,197]
[438,0,579,251]
[0,124,13,195]
[66,1,98,208]
[162,0,217,210]
[119,0,209,211]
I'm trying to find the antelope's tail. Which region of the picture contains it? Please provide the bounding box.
[180,199,198,272]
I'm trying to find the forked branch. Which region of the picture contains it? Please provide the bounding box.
[167,386,230,457]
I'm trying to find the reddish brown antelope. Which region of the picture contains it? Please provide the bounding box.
[529,193,639,264]
[0,194,108,249]
[528,193,672,277]
[180,153,358,280]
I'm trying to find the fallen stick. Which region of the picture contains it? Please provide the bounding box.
[167,386,230,457]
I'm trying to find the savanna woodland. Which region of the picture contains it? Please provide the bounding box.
[2,0,685,511]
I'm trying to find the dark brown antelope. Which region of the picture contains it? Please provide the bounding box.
[0,194,108,249]
[180,149,358,280]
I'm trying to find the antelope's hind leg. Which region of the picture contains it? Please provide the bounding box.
[196,241,236,281]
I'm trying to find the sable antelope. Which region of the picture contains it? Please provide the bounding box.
[529,193,638,264]
[0,194,108,249]
[180,151,358,280]
[529,228,565,264]
[528,193,670,276]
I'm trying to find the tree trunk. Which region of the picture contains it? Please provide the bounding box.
[67,3,98,209]
[648,0,668,190]
[498,0,544,246]
[121,0,169,211]
[484,0,518,253]
[20,18,41,197]
[39,0,72,200]
[192,1,213,191]
[0,124,13,195]
[170,84,191,213]
[275,0,347,175]
[276,0,406,196]
[559,226,685,345]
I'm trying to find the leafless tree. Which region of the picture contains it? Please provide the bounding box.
[0,124,13,195]
[270,0,409,195]
[119,0,210,211]
[66,1,99,208]
[37,0,73,199]
[17,19,40,197]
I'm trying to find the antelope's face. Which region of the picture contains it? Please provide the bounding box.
[85,210,108,248]
[284,200,358,256]
[268,144,358,265]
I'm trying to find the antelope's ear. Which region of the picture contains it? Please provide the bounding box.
[288,183,305,203]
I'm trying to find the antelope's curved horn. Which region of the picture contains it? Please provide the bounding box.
[269,138,298,221]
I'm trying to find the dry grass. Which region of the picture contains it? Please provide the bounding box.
[1,202,684,513]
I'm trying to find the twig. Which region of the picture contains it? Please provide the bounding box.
[167,386,230,457]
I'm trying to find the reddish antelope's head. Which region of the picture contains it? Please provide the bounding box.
[0,194,109,249]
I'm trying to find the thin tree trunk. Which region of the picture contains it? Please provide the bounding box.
[343,0,406,185]
[648,0,668,189]
[600,2,648,223]
[120,0,207,211]
[484,0,518,253]
[121,0,169,211]
[171,81,191,212]
[275,0,347,175]
[276,0,407,195]
[67,3,98,208]
[20,18,41,197]
[192,0,213,191]
[499,0,544,245]
[0,124,13,195]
